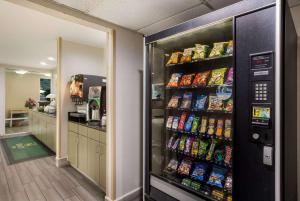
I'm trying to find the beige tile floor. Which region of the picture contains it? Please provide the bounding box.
[0,144,105,201]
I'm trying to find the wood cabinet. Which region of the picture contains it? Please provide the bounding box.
[29,111,56,152]
[68,122,106,192]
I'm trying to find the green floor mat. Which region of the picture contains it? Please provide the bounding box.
[1,135,54,164]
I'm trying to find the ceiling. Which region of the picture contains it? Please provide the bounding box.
[54,0,241,36]
[0,1,106,69]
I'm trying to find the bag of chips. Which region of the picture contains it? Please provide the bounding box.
[215,119,224,137]
[191,117,200,133]
[193,95,207,111]
[209,42,228,58]
[184,114,195,132]
[166,116,174,129]
[180,48,194,63]
[207,118,216,135]
[178,112,188,131]
[166,159,179,172]
[178,136,187,152]
[214,149,225,163]
[224,99,233,113]
[171,138,180,151]
[191,138,200,157]
[199,116,208,134]
[193,44,210,60]
[167,135,175,149]
[180,92,193,109]
[208,68,227,86]
[211,190,225,200]
[191,181,201,191]
[167,52,183,65]
[179,74,195,87]
[225,173,233,192]
[178,159,192,176]
[167,94,181,108]
[198,140,209,159]
[207,166,228,188]
[184,137,194,155]
[224,146,232,166]
[225,67,234,86]
[181,178,192,187]
[207,96,224,111]
[167,73,182,87]
[191,162,209,182]
[226,40,233,55]
[192,71,211,87]
[172,116,180,130]
[206,139,217,161]
[224,119,232,138]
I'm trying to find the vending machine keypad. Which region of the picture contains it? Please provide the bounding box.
[252,81,271,102]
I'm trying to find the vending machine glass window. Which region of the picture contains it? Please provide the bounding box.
[148,19,234,200]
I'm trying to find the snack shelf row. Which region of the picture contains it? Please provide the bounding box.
[166,84,232,90]
[166,108,233,115]
[165,54,233,68]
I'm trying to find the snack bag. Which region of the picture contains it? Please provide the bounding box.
[181,178,192,187]
[226,40,233,55]
[207,118,216,135]
[225,67,234,86]
[191,138,200,157]
[171,138,180,151]
[178,159,192,176]
[208,68,227,86]
[209,42,227,58]
[224,99,233,113]
[184,114,195,132]
[199,116,208,134]
[179,74,195,87]
[224,119,232,138]
[167,73,182,87]
[214,149,225,163]
[193,44,210,60]
[211,190,225,200]
[172,116,180,130]
[192,71,211,87]
[178,112,188,131]
[180,48,194,63]
[206,139,217,161]
[207,95,224,111]
[191,117,200,133]
[167,52,183,65]
[227,196,233,201]
[167,135,175,149]
[215,119,224,137]
[184,137,194,155]
[167,94,182,108]
[198,140,209,159]
[191,181,201,191]
[180,92,193,109]
[207,166,228,188]
[191,162,209,182]
[178,136,187,152]
[224,146,232,166]
[193,95,207,111]
[225,173,233,192]
[166,116,174,129]
[166,159,179,172]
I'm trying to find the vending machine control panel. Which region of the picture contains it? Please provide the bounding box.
[249,52,274,145]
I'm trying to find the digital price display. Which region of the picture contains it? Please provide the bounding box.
[251,53,273,69]
[252,106,271,126]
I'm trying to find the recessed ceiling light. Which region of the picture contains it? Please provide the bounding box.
[47,57,56,61]
[15,70,28,75]
[44,73,51,77]
[40,61,47,66]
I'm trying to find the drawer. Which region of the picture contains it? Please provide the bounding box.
[69,122,78,133]
[88,128,100,142]
[99,131,106,144]
[78,125,88,136]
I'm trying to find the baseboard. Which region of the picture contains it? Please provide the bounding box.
[105,187,142,201]
[55,157,69,167]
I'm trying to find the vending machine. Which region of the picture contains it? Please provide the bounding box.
[143,0,298,201]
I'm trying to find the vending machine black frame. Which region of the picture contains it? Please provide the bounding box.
[144,0,297,201]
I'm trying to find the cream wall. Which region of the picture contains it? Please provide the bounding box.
[60,39,106,158]
[0,68,5,135]
[5,72,51,116]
